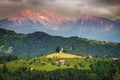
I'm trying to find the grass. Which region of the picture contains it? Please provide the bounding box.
[46,52,85,58]
[29,63,71,71]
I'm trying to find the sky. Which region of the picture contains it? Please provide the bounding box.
[0,0,120,19]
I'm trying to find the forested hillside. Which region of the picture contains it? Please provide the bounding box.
[0,28,119,57]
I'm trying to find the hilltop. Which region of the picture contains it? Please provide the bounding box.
[46,53,85,58]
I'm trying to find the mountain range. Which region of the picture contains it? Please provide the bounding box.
[0,9,120,42]
[0,28,120,58]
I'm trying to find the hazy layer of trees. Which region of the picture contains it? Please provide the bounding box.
[0,28,119,58]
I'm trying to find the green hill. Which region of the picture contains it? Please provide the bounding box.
[0,28,120,58]
[0,54,91,71]
[0,55,120,80]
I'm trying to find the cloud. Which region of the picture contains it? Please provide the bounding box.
[22,0,45,6]
[0,0,23,6]
[0,0,24,19]
[0,0,120,19]
[98,0,120,5]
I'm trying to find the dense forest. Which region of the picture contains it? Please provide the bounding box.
[0,58,120,80]
[0,28,120,58]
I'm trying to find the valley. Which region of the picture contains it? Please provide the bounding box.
[0,1,120,80]
[0,28,120,80]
